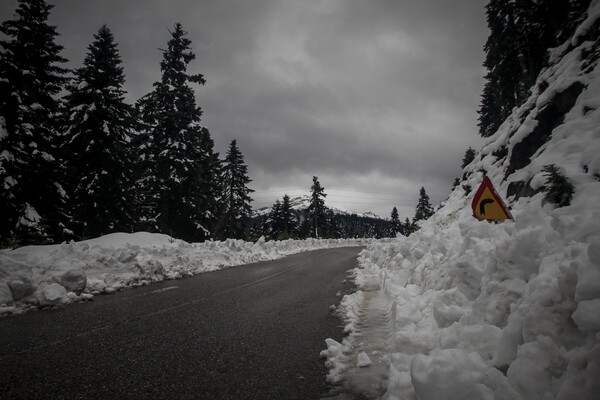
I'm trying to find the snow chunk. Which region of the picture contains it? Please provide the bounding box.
[321,338,345,383]
[529,172,547,191]
[3,176,17,189]
[357,351,372,368]
[7,276,35,301]
[506,337,566,400]
[40,151,55,162]
[18,203,41,227]
[575,256,600,301]
[58,269,87,294]
[572,299,600,332]
[411,349,491,400]
[0,282,14,307]
[0,149,13,162]
[54,182,66,197]
[588,236,600,263]
[38,283,68,306]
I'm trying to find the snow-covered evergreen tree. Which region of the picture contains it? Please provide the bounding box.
[478,0,589,137]
[542,164,575,208]
[306,176,327,238]
[262,199,282,240]
[136,23,218,242]
[478,0,526,138]
[413,187,434,222]
[404,217,416,235]
[63,25,135,239]
[461,147,476,169]
[279,194,298,239]
[452,177,461,190]
[196,126,222,236]
[390,206,401,237]
[264,194,298,240]
[0,0,68,245]
[322,208,341,239]
[215,139,254,240]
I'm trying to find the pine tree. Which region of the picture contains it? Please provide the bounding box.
[414,187,434,222]
[461,147,476,169]
[478,0,527,137]
[542,164,574,207]
[196,126,222,236]
[216,139,254,239]
[452,178,461,190]
[390,206,401,237]
[0,0,69,245]
[297,219,311,239]
[279,194,298,239]
[322,209,340,239]
[306,176,327,238]
[63,25,135,239]
[404,217,415,235]
[136,23,218,241]
[516,0,589,85]
[478,76,503,138]
[477,0,589,138]
[263,199,282,240]
[262,195,297,240]
[398,219,406,236]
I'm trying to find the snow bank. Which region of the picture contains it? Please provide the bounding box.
[0,233,369,315]
[329,6,600,400]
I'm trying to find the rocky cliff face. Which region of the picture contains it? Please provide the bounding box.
[463,3,600,203]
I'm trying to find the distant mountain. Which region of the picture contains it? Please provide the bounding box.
[252,195,310,217]
[253,195,383,219]
[249,196,391,239]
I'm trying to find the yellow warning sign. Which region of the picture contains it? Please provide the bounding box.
[471,176,513,221]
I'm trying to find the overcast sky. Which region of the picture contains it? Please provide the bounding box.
[1,0,488,219]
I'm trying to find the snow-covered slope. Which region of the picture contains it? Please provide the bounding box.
[323,3,600,400]
[0,233,370,316]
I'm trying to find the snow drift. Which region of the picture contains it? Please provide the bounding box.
[325,3,600,399]
[0,233,368,315]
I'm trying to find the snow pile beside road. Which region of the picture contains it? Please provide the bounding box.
[329,5,600,400]
[357,192,600,399]
[0,233,369,315]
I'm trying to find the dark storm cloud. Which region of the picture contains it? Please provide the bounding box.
[0,0,489,217]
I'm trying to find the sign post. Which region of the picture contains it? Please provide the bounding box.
[471,176,513,221]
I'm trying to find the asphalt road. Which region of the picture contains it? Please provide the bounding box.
[0,246,363,400]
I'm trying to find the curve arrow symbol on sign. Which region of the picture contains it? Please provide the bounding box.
[479,199,494,216]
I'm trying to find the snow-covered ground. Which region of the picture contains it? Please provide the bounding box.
[0,232,369,316]
[322,3,600,400]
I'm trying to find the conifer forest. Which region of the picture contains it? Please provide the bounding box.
[0,0,438,247]
[4,0,582,246]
